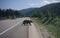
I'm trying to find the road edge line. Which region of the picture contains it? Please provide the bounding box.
[0,21,20,36]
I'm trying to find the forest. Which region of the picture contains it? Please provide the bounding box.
[0,9,23,20]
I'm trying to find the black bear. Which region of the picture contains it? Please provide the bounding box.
[22,20,33,26]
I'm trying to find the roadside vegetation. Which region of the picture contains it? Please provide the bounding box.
[0,9,23,20]
[32,17,60,38]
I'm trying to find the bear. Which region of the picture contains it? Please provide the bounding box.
[22,20,33,26]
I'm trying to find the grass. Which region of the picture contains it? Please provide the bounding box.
[0,16,22,20]
[32,18,60,38]
[0,17,9,20]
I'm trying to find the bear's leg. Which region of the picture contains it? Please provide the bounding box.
[29,23,31,26]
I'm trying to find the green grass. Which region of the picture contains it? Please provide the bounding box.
[0,17,9,20]
[32,18,60,38]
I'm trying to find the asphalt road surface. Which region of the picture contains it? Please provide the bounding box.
[0,17,53,38]
[0,17,30,38]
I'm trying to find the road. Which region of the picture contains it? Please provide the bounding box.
[0,17,53,38]
[0,17,29,38]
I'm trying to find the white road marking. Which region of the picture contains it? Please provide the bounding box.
[0,21,21,36]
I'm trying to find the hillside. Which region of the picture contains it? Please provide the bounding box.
[30,2,60,38]
[20,8,36,15]
[30,2,60,17]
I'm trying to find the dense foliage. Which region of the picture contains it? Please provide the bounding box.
[0,9,23,19]
[30,3,60,26]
